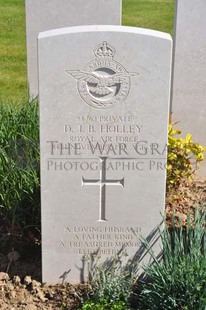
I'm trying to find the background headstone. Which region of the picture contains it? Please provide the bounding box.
[38,25,172,284]
[172,0,206,177]
[25,0,122,98]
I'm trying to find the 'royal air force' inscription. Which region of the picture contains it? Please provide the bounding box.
[46,114,167,158]
[39,26,172,283]
[46,112,167,171]
[61,113,142,154]
[61,226,141,255]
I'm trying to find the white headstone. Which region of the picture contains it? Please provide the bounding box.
[38,25,172,284]
[25,0,122,98]
[172,0,206,176]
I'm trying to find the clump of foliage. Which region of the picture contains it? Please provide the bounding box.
[167,122,206,189]
[82,253,135,309]
[138,209,206,310]
[82,300,129,310]
[0,100,40,239]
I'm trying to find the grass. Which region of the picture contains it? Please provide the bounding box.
[122,0,175,34]
[0,0,27,104]
[2,4,206,309]
[0,0,175,103]
[138,210,206,309]
[0,101,40,238]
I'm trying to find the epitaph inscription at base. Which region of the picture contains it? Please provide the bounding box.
[39,26,172,284]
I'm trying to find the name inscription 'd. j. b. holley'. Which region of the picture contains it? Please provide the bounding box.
[38,26,172,283]
[46,43,164,223]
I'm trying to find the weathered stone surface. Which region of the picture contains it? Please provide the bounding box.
[38,25,172,283]
[25,0,122,98]
[172,0,206,177]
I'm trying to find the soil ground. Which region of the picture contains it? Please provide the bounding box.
[0,180,206,310]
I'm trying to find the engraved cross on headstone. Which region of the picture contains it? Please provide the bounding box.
[82,157,124,222]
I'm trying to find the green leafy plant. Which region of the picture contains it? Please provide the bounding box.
[138,209,206,310]
[167,122,206,189]
[82,300,129,310]
[0,100,40,239]
[82,252,135,309]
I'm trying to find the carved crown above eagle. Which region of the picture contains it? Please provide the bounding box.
[93,42,115,59]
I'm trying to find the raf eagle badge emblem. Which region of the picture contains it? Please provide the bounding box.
[67,42,137,109]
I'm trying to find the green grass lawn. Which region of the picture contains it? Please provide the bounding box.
[123,0,174,33]
[0,0,27,104]
[0,0,175,103]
